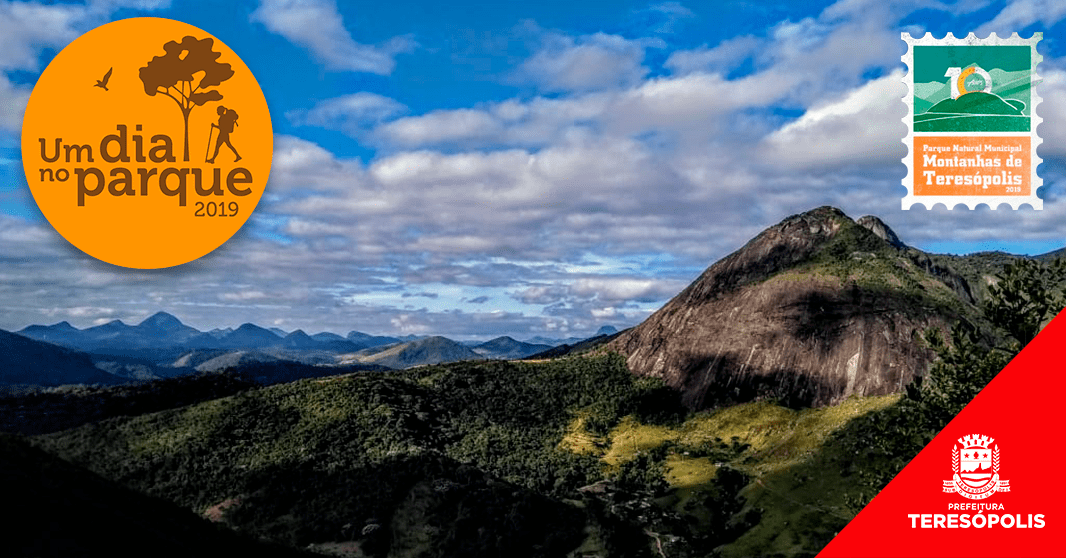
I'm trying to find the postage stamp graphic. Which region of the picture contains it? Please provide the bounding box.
[902,33,1042,210]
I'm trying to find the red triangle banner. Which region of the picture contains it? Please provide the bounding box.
[818,310,1066,558]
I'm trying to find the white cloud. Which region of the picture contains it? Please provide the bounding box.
[287,93,407,136]
[976,0,1066,35]
[605,70,793,135]
[391,313,430,334]
[251,0,415,74]
[570,277,686,303]
[220,290,268,301]
[371,0,909,152]
[51,305,115,318]
[762,70,908,167]
[268,131,716,275]
[0,0,174,72]
[639,2,695,34]
[514,31,660,92]
[517,285,568,305]
[371,70,796,149]
[0,2,83,72]
[377,109,504,146]
[372,93,612,148]
[0,75,30,132]
[1038,69,1066,157]
[665,35,761,75]
[0,0,172,131]
[267,135,366,192]
[88,0,171,10]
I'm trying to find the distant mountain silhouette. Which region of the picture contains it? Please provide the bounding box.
[0,329,126,390]
[280,329,318,349]
[16,315,403,374]
[17,320,80,345]
[523,335,586,347]
[137,311,202,341]
[9,309,620,395]
[346,330,402,349]
[343,336,483,369]
[311,332,347,343]
[15,312,616,376]
[472,336,552,360]
[207,327,234,339]
[193,350,282,372]
[19,312,215,351]
[219,323,283,348]
[525,330,624,360]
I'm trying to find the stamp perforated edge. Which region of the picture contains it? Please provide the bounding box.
[901,32,1043,210]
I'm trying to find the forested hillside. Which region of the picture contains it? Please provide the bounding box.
[32,353,911,557]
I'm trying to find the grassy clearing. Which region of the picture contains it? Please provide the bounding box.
[558,413,606,456]
[560,393,901,557]
[588,394,898,475]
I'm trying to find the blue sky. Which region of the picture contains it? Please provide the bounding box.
[2,0,1066,339]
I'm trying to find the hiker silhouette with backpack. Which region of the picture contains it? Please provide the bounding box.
[207,106,241,164]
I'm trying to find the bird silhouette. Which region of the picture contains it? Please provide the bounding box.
[94,67,112,91]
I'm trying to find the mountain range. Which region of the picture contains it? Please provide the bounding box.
[17,313,406,354]
[6,312,601,389]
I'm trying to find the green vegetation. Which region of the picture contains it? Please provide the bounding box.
[35,355,678,556]
[33,351,911,557]
[760,216,975,320]
[582,394,902,557]
[928,250,1066,307]
[0,371,256,436]
[984,258,1065,345]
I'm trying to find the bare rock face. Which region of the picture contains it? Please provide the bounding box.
[857,215,906,249]
[609,207,970,409]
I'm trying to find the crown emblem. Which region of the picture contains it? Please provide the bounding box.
[959,434,994,449]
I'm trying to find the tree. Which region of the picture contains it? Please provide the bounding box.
[919,323,1013,426]
[983,258,1064,346]
[139,36,234,162]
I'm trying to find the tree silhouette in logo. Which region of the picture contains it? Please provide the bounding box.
[139,36,234,162]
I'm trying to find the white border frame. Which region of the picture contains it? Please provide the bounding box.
[901,32,1043,210]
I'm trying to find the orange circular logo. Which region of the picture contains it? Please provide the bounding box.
[22,17,272,269]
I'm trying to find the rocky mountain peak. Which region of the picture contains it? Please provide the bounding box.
[609,207,966,409]
[676,206,873,305]
[138,311,184,331]
[857,215,906,249]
